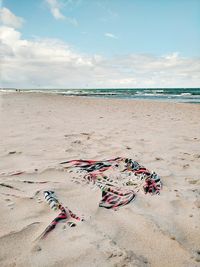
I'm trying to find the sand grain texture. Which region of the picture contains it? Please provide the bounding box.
[0,92,200,267]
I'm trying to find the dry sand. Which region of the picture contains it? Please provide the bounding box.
[0,92,200,267]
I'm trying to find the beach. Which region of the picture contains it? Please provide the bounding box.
[0,92,200,267]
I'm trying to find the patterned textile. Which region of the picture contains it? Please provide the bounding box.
[40,191,83,239]
[99,186,135,209]
[60,157,162,209]
[40,158,162,238]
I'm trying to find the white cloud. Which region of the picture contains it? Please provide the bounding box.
[45,0,78,25]
[46,0,65,20]
[0,7,24,28]
[0,25,94,88]
[51,7,65,20]
[0,8,200,89]
[105,32,118,39]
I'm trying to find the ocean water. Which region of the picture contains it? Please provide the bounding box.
[1,88,200,103]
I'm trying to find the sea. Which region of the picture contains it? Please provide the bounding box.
[1,88,200,104]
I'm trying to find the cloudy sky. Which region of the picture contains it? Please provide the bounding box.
[0,0,200,88]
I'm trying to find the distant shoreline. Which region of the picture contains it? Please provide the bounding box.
[1,87,200,104]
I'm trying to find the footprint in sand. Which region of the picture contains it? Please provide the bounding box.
[185,178,199,185]
[3,198,15,209]
[183,163,190,168]
[89,222,149,267]
[80,132,92,140]
[194,200,200,209]
[64,133,96,150]
[31,244,42,252]
[72,140,82,144]
[155,157,163,161]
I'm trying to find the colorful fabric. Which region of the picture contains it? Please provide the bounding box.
[44,191,59,210]
[60,157,162,209]
[40,204,68,239]
[40,190,83,239]
[99,186,135,209]
[40,158,161,238]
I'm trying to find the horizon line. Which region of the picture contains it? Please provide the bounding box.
[1,87,200,90]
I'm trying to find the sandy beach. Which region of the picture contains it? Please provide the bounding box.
[0,92,200,267]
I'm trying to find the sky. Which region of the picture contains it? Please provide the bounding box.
[0,0,200,88]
